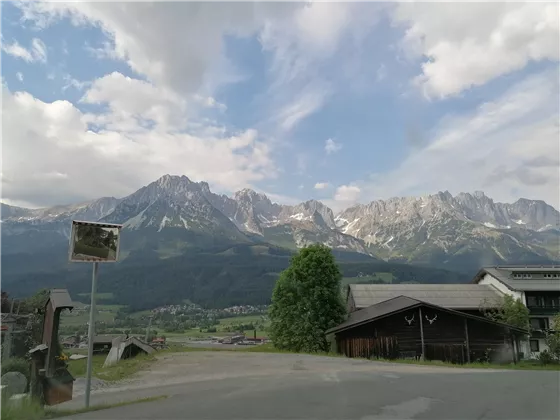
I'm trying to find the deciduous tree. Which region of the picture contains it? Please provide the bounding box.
[481,294,530,330]
[544,313,560,362]
[269,244,346,353]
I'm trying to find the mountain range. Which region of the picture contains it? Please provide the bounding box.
[2,175,559,308]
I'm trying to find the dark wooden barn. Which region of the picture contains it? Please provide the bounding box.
[327,296,528,364]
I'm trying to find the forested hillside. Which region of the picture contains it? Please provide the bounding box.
[4,243,470,310]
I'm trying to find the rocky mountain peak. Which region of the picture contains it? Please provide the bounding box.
[2,174,558,268]
[233,188,269,204]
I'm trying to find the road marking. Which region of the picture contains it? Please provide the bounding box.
[360,397,437,419]
[321,372,340,382]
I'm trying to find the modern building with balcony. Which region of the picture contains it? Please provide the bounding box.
[472,266,560,357]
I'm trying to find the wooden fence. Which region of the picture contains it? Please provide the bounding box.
[338,336,399,359]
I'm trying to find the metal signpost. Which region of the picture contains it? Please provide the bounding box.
[68,220,123,408]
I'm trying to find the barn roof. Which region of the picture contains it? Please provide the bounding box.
[328,295,529,335]
[472,266,560,291]
[347,284,501,310]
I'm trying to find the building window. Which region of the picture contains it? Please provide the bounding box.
[527,296,538,307]
[513,274,523,279]
[530,318,549,330]
[523,274,532,279]
[530,340,540,352]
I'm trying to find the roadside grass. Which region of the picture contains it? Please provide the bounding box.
[223,343,560,371]
[0,395,167,420]
[44,395,167,419]
[67,353,156,382]
[374,358,560,371]
[1,397,44,420]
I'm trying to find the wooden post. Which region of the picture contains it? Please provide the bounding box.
[464,318,471,363]
[3,323,13,360]
[418,307,425,360]
[510,331,517,364]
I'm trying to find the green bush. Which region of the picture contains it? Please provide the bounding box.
[1,358,31,384]
[538,350,554,365]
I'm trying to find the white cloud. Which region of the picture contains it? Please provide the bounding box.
[1,84,277,207]
[15,1,377,136]
[62,74,88,92]
[325,138,342,155]
[263,191,301,206]
[314,182,330,190]
[80,72,188,131]
[15,72,24,82]
[259,2,381,132]
[17,2,298,96]
[334,185,361,203]
[393,2,560,98]
[276,87,329,132]
[2,38,48,63]
[31,38,47,63]
[193,95,227,111]
[353,69,559,208]
[376,64,387,82]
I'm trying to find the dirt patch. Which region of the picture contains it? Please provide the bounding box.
[96,351,496,394]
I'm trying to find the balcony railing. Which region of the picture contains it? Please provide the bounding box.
[527,305,560,314]
[530,328,557,339]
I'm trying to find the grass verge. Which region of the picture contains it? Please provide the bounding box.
[183,343,560,371]
[1,395,167,420]
[373,357,560,370]
[67,353,156,382]
[44,395,167,419]
[1,398,44,420]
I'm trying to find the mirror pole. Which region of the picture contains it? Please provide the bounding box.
[85,262,99,408]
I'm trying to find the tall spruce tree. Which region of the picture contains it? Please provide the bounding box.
[269,244,346,353]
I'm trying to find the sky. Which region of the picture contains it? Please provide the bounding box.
[1,0,559,212]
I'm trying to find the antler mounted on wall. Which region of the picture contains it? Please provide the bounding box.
[425,314,438,325]
[404,314,415,325]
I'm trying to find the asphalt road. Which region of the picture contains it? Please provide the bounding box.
[62,352,560,420]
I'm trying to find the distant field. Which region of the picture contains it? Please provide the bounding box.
[219,314,267,323]
[154,314,270,340]
[129,309,153,319]
[77,292,115,300]
[342,272,394,286]
[61,304,124,326]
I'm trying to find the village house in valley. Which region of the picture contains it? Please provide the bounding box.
[471,266,560,356]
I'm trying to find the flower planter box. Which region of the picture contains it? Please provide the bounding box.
[44,371,74,406]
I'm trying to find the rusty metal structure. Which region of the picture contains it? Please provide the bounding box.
[29,289,75,405]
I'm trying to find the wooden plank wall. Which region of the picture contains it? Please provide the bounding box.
[335,306,517,364]
[338,336,399,359]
